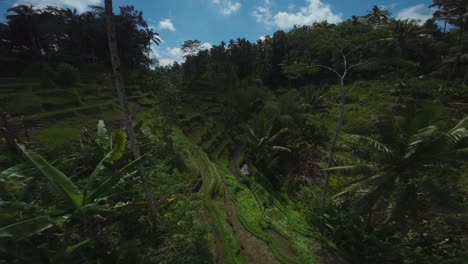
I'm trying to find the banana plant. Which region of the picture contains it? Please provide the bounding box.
[81,120,128,161]
[0,143,145,241]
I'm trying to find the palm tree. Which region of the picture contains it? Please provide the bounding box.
[391,20,421,58]
[6,5,41,56]
[431,0,468,44]
[365,5,391,28]
[104,0,157,226]
[327,116,468,225]
[246,111,291,174]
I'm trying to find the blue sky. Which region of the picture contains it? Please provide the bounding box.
[0,0,435,65]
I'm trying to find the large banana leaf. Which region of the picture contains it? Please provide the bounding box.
[18,144,84,209]
[65,239,91,255]
[85,151,113,192]
[86,155,145,202]
[0,216,54,240]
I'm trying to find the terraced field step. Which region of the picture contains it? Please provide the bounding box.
[17,101,118,121]
[201,123,225,151]
[176,130,323,264]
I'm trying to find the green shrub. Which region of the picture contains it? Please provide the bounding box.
[40,64,56,89]
[56,63,80,87]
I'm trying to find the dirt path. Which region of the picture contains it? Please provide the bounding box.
[223,184,280,264]
[191,141,302,264]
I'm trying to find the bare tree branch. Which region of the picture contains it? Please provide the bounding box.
[312,65,342,79]
[347,60,368,72]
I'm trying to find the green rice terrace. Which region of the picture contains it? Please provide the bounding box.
[0,1,467,263]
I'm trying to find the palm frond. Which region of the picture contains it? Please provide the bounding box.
[445,128,468,148]
[271,146,292,153]
[343,134,392,153]
[449,116,468,132]
[334,173,388,197]
[354,174,397,214]
[268,128,289,143]
[406,126,440,158]
[324,164,378,176]
[411,126,439,140]
[246,125,258,141]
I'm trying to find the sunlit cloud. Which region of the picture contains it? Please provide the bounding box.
[13,0,101,13]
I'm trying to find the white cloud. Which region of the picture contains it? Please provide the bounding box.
[253,0,342,29]
[201,42,213,50]
[154,42,212,67]
[259,35,266,41]
[167,47,184,58]
[14,0,101,13]
[273,0,342,29]
[253,6,274,27]
[380,3,398,10]
[287,3,295,11]
[157,19,176,31]
[159,58,178,67]
[221,2,241,15]
[396,4,435,25]
[157,47,183,66]
[212,0,241,15]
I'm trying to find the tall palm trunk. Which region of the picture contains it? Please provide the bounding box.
[104,0,157,226]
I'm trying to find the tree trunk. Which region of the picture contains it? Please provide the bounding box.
[463,68,468,86]
[104,0,157,226]
[320,77,346,230]
[459,18,464,45]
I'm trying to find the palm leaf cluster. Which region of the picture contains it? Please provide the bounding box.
[328,116,468,224]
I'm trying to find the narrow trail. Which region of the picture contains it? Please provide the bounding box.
[227,150,299,263]
[223,184,280,264]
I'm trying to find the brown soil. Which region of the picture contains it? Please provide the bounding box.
[264,228,298,262]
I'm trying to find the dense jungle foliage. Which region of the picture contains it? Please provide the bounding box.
[0,1,467,263]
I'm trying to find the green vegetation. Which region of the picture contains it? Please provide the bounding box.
[1,1,467,263]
